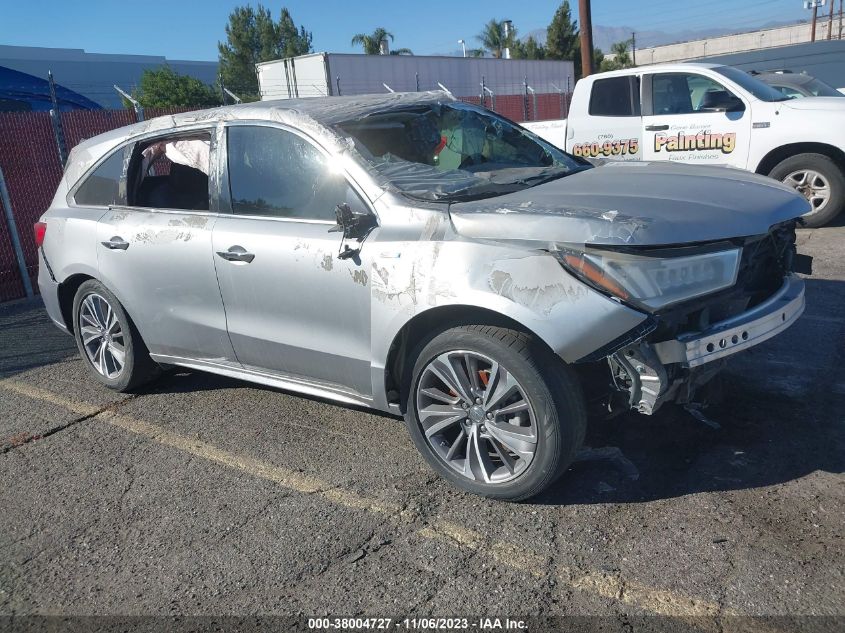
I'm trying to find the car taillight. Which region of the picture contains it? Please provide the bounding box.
[34,222,47,247]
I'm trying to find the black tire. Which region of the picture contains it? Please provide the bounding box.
[404,325,586,501]
[769,153,845,228]
[72,279,160,392]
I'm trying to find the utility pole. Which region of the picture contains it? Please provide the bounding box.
[839,0,843,39]
[829,0,835,38]
[805,0,823,42]
[579,0,595,77]
[631,31,637,66]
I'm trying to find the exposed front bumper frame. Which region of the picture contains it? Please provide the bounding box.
[652,275,805,368]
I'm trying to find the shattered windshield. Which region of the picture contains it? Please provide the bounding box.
[335,102,587,202]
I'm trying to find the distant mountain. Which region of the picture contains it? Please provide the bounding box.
[524,20,800,52]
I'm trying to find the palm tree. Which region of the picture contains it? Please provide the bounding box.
[610,40,633,67]
[351,27,394,55]
[476,19,516,58]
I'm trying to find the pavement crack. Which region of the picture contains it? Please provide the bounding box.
[1,393,142,455]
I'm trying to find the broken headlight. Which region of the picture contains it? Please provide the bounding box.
[553,245,742,311]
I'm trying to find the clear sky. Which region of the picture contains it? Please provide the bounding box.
[1,0,810,61]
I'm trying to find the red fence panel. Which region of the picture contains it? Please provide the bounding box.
[0,112,63,302]
[61,109,138,152]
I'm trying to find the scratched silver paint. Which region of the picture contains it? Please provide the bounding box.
[38,93,805,414]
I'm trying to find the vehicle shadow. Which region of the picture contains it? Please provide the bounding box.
[0,298,78,380]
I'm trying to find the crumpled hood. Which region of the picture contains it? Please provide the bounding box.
[449,161,809,246]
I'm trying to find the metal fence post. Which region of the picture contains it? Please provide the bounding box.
[113,85,144,122]
[480,75,486,109]
[522,77,529,121]
[47,71,68,165]
[0,166,34,299]
[415,72,420,92]
[526,84,537,121]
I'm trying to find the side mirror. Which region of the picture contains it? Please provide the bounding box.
[699,90,745,113]
[329,203,378,260]
[329,203,377,240]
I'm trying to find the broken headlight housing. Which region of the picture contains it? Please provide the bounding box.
[553,245,742,311]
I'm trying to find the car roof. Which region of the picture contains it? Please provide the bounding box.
[588,62,724,79]
[69,90,453,163]
[62,90,458,192]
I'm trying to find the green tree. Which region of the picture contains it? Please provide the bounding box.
[389,48,414,55]
[600,39,634,72]
[351,28,394,54]
[476,19,517,59]
[277,8,313,58]
[132,66,218,108]
[511,35,546,60]
[218,4,312,101]
[545,1,579,61]
[545,1,603,78]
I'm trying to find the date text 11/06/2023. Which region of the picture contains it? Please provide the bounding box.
[307,617,528,630]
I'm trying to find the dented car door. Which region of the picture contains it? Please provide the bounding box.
[213,122,373,396]
[95,130,236,362]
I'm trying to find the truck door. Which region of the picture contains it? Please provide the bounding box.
[568,75,642,161]
[642,71,751,168]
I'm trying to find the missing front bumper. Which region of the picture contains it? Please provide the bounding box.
[609,275,804,415]
[651,275,805,368]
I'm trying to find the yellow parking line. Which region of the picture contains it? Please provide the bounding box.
[0,379,724,617]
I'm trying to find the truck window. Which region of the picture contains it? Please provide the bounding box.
[652,73,738,115]
[589,77,641,117]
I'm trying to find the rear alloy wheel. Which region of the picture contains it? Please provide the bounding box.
[79,293,126,380]
[770,153,845,228]
[72,280,159,392]
[405,326,586,501]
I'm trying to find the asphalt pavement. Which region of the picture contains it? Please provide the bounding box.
[0,226,843,631]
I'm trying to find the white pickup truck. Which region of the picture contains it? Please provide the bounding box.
[524,62,845,227]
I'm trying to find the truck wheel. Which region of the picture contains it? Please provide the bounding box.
[769,153,845,228]
[72,280,160,392]
[404,325,586,501]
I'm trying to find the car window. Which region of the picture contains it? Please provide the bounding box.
[128,133,211,211]
[589,76,641,117]
[773,85,804,99]
[335,102,584,203]
[226,126,360,221]
[651,73,738,115]
[74,149,125,206]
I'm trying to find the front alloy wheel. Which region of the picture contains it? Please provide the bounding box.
[416,350,537,484]
[405,325,586,501]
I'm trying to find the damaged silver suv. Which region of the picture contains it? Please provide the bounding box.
[36,92,809,500]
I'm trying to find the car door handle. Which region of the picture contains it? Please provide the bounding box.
[101,237,129,250]
[216,246,255,263]
[645,124,669,131]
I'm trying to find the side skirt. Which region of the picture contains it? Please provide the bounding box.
[150,354,377,410]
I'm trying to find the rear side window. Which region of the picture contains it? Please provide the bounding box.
[74,150,125,206]
[128,133,211,211]
[227,126,360,221]
[589,76,641,117]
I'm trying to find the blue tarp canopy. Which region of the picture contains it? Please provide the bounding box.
[0,65,102,112]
